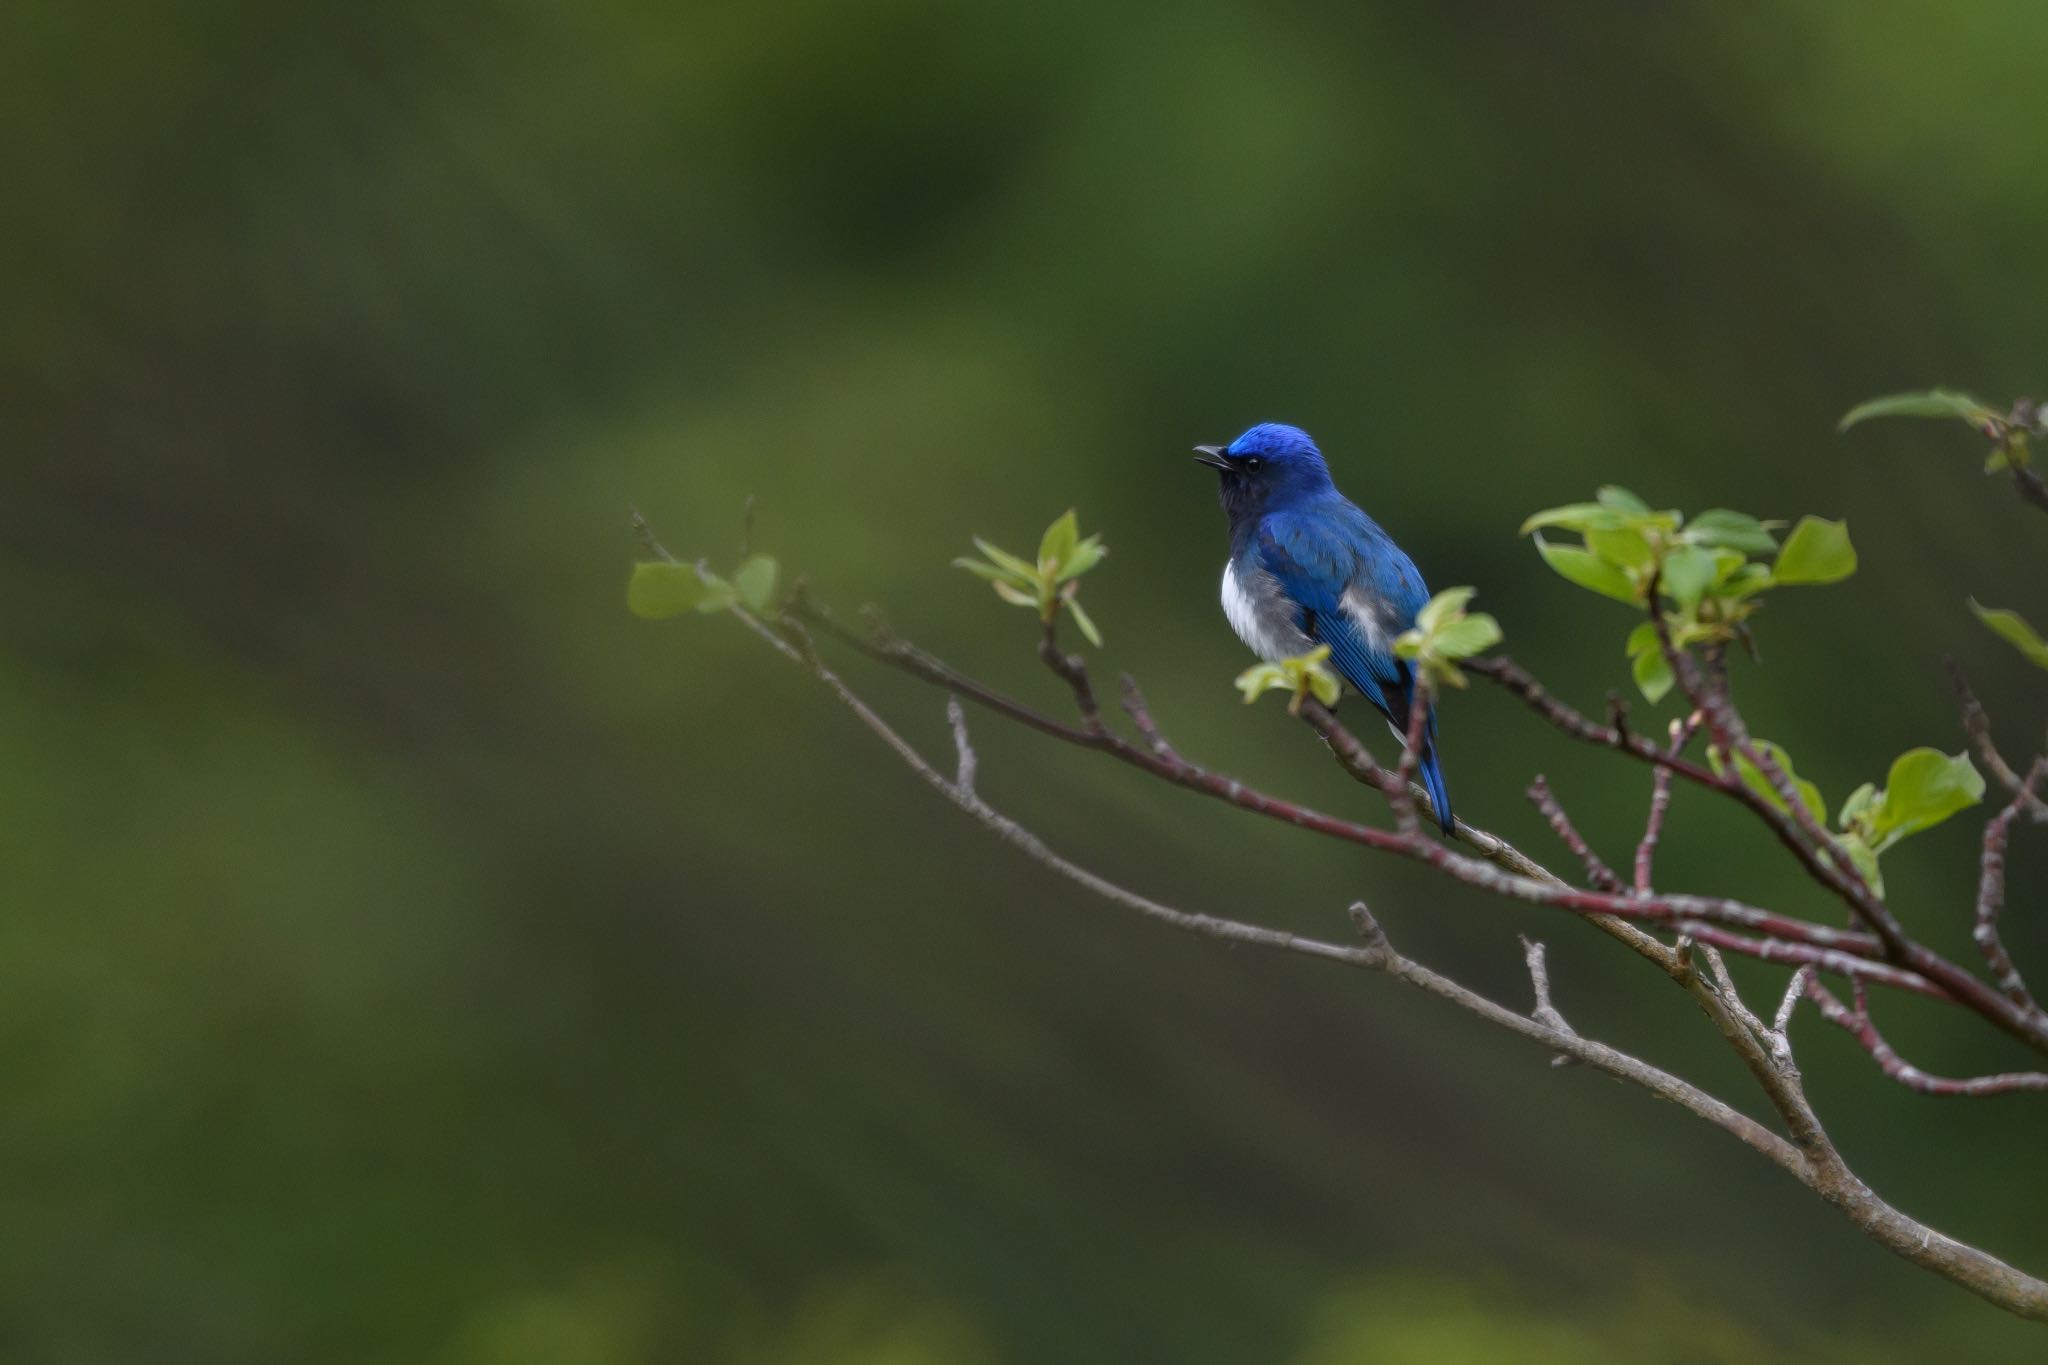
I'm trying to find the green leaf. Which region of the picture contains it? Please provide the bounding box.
[1039,509,1079,571]
[1416,585,1478,635]
[1519,503,1622,535]
[732,554,779,611]
[1683,509,1779,555]
[1063,596,1103,648]
[627,561,716,619]
[972,537,1039,581]
[1838,832,1885,897]
[1534,537,1639,603]
[1585,525,1654,570]
[1712,740,1826,827]
[1433,615,1502,658]
[1236,646,1340,712]
[952,556,1023,584]
[1837,782,1878,830]
[991,580,1037,608]
[1969,599,2048,671]
[1060,534,1107,580]
[1838,388,1994,431]
[1772,516,1857,585]
[1631,646,1675,703]
[1235,663,1286,704]
[1719,562,1775,600]
[1866,749,1983,851]
[1596,485,1653,516]
[1660,544,1719,612]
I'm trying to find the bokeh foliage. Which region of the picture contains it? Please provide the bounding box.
[10,1,2048,1360]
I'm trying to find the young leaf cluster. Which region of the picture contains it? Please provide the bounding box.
[1235,645,1342,716]
[1521,486,1856,702]
[953,510,1107,646]
[628,553,779,620]
[1839,388,2043,474]
[1393,587,1502,689]
[1706,739,1983,893]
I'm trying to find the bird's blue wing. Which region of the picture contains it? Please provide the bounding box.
[1253,509,1419,718]
[1253,504,1453,830]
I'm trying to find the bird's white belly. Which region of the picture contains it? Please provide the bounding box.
[1221,560,1291,663]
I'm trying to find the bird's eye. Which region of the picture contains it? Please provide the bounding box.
[1243,456,1263,472]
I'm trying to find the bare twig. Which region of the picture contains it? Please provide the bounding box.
[1119,674,1179,760]
[1391,683,1433,835]
[1635,713,1698,895]
[2012,463,2048,516]
[630,506,676,564]
[1702,944,1771,1045]
[1520,934,1578,1070]
[1774,967,1812,1037]
[1528,776,1622,891]
[1803,976,2048,1097]
[1976,759,2048,1015]
[948,695,978,797]
[1950,661,2048,822]
[1038,615,1103,731]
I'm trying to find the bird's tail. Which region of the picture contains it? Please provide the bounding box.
[1419,743,1454,835]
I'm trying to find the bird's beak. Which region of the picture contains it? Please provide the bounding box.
[1192,444,1231,471]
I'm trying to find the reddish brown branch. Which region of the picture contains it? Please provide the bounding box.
[1949,661,2048,822]
[1527,776,1622,892]
[1474,650,2048,1057]
[1803,977,2048,1097]
[1976,760,2047,1016]
[1118,674,1180,761]
[1634,714,1697,894]
[1466,655,1722,788]
[1682,927,1951,1002]
[1037,615,1103,730]
[1392,683,1432,834]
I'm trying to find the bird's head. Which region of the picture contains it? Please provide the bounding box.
[1193,422,1335,519]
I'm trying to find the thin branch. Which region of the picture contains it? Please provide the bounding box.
[1635,713,1698,895]
[1774,967,1812,1037]
[1950,660,2048,822]
[1037,615,1103,730]
[1467,655,1722,789]
[1701,944,1772,1045]
[630,506,676,564]
[948,695,978,796]
[1119,674,1180,760]
[1391,682,1432,835]
[1527,776,1622,891]
[1976,760,2047,1015]
[1519,933,1578,1064]
[1803,976,2048,1097]
[1677,924,1951,1001]
[2012,463,2048,516]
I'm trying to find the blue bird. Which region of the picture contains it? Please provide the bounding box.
[1195,422,1454,832]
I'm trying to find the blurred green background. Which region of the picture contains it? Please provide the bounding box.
[10,2,2048,1360]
